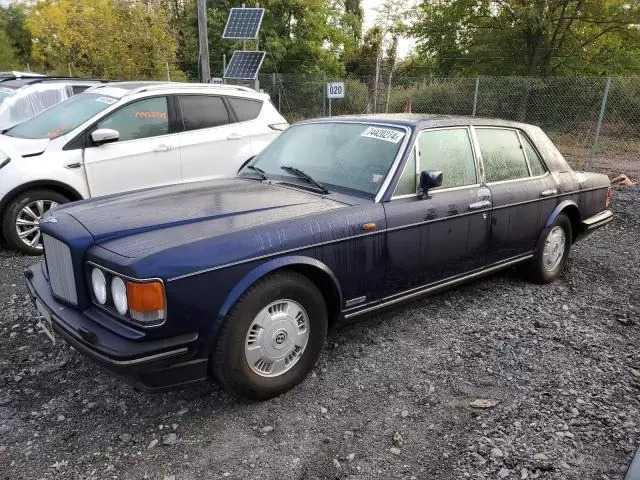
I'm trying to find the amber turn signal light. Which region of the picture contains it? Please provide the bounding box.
[606,186,612,208]
[127,281,165,321]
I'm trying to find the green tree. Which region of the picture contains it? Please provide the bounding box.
[26,0,183,79]
[0,27,17,70]
[0,4,31,67]
[412,0,640,77]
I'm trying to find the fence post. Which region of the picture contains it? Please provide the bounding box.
[323,74,326,117]
[589,77,611,169]
[472,76,479,116]
[471,76,480,117]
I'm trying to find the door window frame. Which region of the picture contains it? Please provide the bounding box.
[175,93,234,132]
[472,126,550,185]
[391,125,483,200]
[65,94,180,150]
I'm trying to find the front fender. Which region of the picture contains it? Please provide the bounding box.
[207,256,343,345]
[545,199,580,228]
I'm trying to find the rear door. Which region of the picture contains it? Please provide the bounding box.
[83,96,182,197]
[226,96,283,156]
[176,94,254,183]
[475,127,558,263]
[382,126,492,296]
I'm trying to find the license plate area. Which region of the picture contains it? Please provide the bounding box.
[35,299,55,345]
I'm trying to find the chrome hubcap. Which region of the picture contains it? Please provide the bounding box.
[542,226,566,271]
[15,200,58,250]
[245,299,309,377]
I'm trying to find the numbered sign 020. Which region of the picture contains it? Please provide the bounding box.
[327,82,345,99]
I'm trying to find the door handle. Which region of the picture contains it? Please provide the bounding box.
[226,133,243,140]
[153,144,174,152]
[469,200,491,211]
[541,189,558,197]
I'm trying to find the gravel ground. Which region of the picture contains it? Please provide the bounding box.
[1,185,639,480]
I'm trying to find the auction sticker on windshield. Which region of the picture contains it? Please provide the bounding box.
[96,97,117,104]
[361,126,405,143]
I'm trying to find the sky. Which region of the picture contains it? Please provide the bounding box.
[362,0,417,59]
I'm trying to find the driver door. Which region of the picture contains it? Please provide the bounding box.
[83,96,182,197]
[382,127,492,297]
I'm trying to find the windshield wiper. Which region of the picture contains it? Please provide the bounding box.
[245,164,267,181]
[280,166,329,194]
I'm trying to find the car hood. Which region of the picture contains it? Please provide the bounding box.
[0,134,50,157]
[58,178,347,258]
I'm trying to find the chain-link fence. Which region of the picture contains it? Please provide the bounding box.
[258,74,640,175]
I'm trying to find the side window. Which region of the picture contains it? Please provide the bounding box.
[72,85,91,95]
[97,97,169,141]
[476,128,529,182]
[180,95,229,131]
[520,133,547,176]
[227,97,263,122]
[417,128,476,189]
[393,147,417,196]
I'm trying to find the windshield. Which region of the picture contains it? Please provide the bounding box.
[0,86,17,102]
[242,122,407,197]
[4,92,117,139]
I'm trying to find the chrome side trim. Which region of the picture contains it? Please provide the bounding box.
[345,296,366,307]
[167,229,385,282]
[168,184,607,282]
[344,254,534,319]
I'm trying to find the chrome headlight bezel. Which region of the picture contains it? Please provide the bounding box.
[85,262,167,328]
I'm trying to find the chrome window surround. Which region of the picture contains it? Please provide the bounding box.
[391,125,482,200]
[86,261,167,328]
[472,126,551,186]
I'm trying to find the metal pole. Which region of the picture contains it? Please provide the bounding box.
[373,55,380,113]
[196,0,210,83]
[222,53,226,77]
[589,76,611,168]
[472,76,479,116]
[329,98,332,117]
[323,74,326,117]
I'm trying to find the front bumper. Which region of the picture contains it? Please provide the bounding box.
[24,263,208,391]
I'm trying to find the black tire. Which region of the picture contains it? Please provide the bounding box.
[212,271,328,400]
[1,189,69,256]
[523,213,572,284]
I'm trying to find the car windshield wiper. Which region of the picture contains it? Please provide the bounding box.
[245,164,267,181]
[280,165,329,194]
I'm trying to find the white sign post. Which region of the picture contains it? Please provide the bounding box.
[326,82,344,116]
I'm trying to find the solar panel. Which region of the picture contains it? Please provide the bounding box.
[224,51,266,80]
[222,8,265,40]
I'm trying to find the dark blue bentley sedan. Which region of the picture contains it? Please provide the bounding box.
[25,114,613,400]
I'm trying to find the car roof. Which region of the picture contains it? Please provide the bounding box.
[1,77,105,88]
[88,81,262,99]
[301,113,536,131]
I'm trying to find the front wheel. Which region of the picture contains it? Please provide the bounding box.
[212,271,328,400]
[1,189,69,255]
[523,213,572,284]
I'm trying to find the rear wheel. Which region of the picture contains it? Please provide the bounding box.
[1,189,69,255]
[523,213,572,284]
[212,271,328,400]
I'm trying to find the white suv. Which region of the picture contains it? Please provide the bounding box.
[0,81,288,254]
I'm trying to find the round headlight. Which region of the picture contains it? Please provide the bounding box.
[111,277,128,316]
[91,268,107,305]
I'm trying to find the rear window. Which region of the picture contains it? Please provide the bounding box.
[179,95,229,131]
[0,86,17,102]
[228,97,262,122]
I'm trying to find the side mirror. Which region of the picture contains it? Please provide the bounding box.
[419,170,443,198]
[91,128,119,146]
